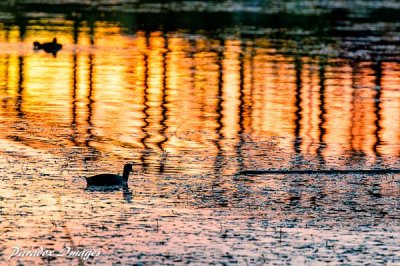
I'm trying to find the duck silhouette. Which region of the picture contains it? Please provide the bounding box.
[85,163,133,187]
[33,38,62,56]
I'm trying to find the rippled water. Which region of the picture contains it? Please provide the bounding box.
[0,6,400,265]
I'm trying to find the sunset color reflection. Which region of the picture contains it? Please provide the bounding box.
[0,20,399,177]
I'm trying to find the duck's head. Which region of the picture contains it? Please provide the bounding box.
[124,163,133,173]
[33,41,40,48]
[122,163,134,180]
[52,38,58,43]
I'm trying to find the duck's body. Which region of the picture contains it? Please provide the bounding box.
[85,163,133,187]
[33,38,62,54]
[85,174,127,186]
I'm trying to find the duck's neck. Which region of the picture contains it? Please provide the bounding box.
[122,166,131,181]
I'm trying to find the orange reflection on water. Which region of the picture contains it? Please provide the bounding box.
[221,39,241,145]
[381,62,400,157]
[300,60,325,157]
[252,50,297,150]
[0,20,398,174]
[349,63,377,156]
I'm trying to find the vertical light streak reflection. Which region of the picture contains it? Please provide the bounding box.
[16,56,24,119]
[372,61,382,161]
[139,32,151,172]
[317,61,326,165]
[236,41,245,172]
[293,57,303,159]
[157,33,168,173]
[213,38,224,176]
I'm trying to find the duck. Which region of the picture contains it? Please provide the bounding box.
[33,38,62,55]
[85,163,133,187]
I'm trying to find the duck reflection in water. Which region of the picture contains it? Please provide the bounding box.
[33,38,62,57]
[84,163,134,203]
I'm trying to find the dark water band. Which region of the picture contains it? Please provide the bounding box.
[238,169,400,175]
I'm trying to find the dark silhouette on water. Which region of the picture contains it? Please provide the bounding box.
[33,38,62,56]
[238,169,400,175]
[85,163,133,187]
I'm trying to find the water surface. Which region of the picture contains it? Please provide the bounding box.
[0,5,399,265]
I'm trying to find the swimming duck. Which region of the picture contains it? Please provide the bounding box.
[85,163,133,187]
[33,38,62,54]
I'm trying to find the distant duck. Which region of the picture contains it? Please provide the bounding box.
[33,38,62,55]
[85,163,133,187]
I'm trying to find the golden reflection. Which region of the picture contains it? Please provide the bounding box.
[324,62,354,157]
[193,43,220,153]
[300,60,323,156]
[381,62,400,157]
[0,19,398,176]
[253,51,297,150]
[348,62,377,156]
